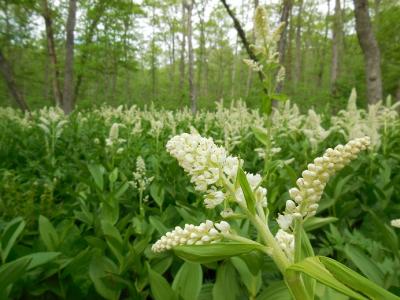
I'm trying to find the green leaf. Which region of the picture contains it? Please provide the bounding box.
[88,164,105,191]
[0,217,26,263]
[303,217,338,232]
[213,261,240,300]
[231,256,261,297]
[101,220,124,264]
[150,183,165,208]
[89,254,121,300]
[38,215,59,251]
[343,244,384,286]
[0,256,31,291]
[252,126,269,146]
[174,243,262,264]
[172,262,203,300]
[23,252,61,270]
[237,168,256,214]
[256,281,290,300]
[148,265,177,300]
[287,257,366,300]
[366,209,398,254]
[149,216,169,235]
[114,181,129,199]
[319,256,399,300]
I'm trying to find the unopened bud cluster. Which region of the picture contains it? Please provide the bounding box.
[152,220,230,253]
[275,229,295,262]
[277,136,370,231]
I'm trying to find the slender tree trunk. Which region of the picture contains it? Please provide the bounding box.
[186,0,196,113]
[151,4,157,101]
[0,50,30,112]
[317,0,330,88]
[73,0,105,103]
[353,0,382,104]
[179,0,187,103]
[62,0,77,113]
[197,0,206,100]
[294,0,303,88]
[275,0,292,94]
[41,0,63,107]
[331,0,343,96]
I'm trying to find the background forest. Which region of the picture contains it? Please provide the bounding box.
[1,0,399,113]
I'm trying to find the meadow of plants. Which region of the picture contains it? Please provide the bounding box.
[0,93,400,299]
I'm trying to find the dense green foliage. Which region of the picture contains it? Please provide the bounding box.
[0,101,399,299]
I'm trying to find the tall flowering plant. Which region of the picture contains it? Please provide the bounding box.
[152,133,399,299]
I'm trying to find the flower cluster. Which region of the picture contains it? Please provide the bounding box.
[277,136,371,231]
[391,219,400,228]
[151,220,230,253]
[275,229,295,262]
[105,123,126,151]
[166,133,267,209]
[131,156,154,194]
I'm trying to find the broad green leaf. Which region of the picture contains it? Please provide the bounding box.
[149,216,169,235]
[319,256,399,300]
[213,261,240,300]
[256,281,290,300]
[88,164,105,191]
[231,256,261,297]
[237,168,256,214]
[287,257,366,299]
[315,283,349,300]
[174,243,262,264]
[252,126,269,146]
[89,254,121,300]
[366,209,398,254]
[38,215,59,251]
[172,262,203,300]
[0,256,31,291]
[152,255,173,275]
[23,252,61,270]
[0,217,26,263]
[343,244,384,286]
[114,181,129,199]
[150,183,165,208]
[101,220,124,264]
[304,217,338,232]
[148,265,177,300]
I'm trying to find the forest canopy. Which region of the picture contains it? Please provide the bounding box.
[0,0,399,113]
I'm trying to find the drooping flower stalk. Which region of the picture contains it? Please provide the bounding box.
[152,220,230,253]
[277,136,371,233]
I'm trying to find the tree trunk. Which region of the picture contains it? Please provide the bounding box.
[41,0,63,107]
[73,0,105,103]
[275,0,292,94]
[0,49,30,112]
[331,0,343,96]
[294,0,303,88]
[179,0,187,103]
[62,0,77,114]
[186,0,196,113]
[317,0,330,88]
[353,0,382,104]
